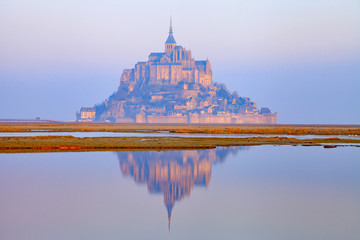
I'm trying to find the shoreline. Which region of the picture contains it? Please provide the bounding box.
[1,136,359,153]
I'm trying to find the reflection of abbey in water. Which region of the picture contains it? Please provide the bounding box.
[116,147,247,230]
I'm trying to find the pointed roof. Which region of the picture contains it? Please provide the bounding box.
[166,202,173,233]
[166,16,176,44]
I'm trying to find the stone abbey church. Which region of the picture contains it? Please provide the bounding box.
[121,19,213,89]
[77,19,277,124]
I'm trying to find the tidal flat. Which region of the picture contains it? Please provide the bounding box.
[1,125,360,240]
[0,123,359,153]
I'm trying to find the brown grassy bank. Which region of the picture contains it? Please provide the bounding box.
[0,136,359,153]
[0,123,359,135]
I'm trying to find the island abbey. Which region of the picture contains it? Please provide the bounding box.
[77,18,277,124]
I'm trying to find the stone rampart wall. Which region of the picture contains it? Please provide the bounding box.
[135,113,277,124]
[146,115,188,124]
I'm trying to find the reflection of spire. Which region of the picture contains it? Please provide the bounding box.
[166,202,173,233]
[164,184,174,233]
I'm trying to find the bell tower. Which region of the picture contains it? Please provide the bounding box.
[165,16,176,54]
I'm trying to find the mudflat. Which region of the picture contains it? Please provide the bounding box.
[1,136,359,153]
[1,124,360,153]
[0,123,359,135]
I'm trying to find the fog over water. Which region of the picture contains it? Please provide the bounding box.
[1,0,359,123]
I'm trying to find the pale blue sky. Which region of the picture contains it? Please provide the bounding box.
[1,0,359,123]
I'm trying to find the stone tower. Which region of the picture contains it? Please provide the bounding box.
[165,17,176,54]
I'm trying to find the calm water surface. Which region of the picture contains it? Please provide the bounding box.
[0,146,359,240]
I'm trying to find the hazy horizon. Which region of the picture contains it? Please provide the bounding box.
[1,0,359,124]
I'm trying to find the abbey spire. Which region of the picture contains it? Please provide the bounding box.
[165,16,176,53]
[169,15,173,35]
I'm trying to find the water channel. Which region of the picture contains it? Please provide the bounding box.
[1,131,359,140]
